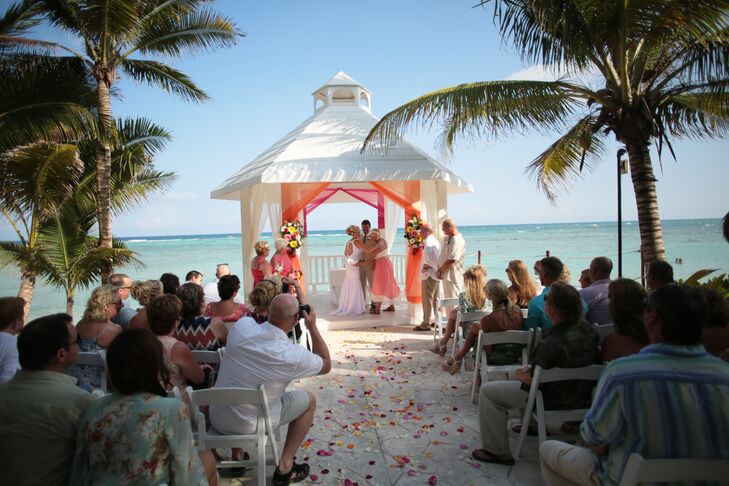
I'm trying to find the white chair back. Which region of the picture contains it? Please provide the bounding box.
[618,453,729,485]
[520,308,528,319]
[453,309,491,374]
[190,385,280,486]
[434,297,459,343]
[470,329,534,403]
[76,351,108,392]
[594,323,615,338]
[191,350,221,365]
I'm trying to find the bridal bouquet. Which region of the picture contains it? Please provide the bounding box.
[280,220,304,255]
[404,214,425,254]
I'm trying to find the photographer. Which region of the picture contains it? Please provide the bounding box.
[210,294,330,485]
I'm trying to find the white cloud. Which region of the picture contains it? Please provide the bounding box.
[505,64,601,87]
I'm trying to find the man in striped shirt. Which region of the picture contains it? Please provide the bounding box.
[540,284,729,486]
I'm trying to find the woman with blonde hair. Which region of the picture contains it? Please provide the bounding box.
[368,228,401,314]
[431,265,489,355]
[332,225,370,316]
[128,280,163,330]
[443,279,523,374]
[505,260,538,308]
[251,240,273,288]
[67,285,123,389]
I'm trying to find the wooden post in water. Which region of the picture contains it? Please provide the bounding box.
[477,250,481,264]
[546,250,551,257]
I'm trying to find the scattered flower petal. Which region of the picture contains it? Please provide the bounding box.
[428,475,438,485]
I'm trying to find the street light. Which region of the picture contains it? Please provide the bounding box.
[616,148,628,277]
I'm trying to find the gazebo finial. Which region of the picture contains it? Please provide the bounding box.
[312,71,372,113]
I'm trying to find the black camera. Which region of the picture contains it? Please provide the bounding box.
[298,304,311,317]
[281,281,290,294]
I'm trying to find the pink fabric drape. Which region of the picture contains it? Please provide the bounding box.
[304,188,385,231]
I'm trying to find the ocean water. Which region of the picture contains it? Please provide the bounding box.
[2,218,727,321]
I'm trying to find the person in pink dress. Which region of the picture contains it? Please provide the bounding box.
[204,275,249,322]
[270,238,294,278]
[368,229,400,314]
[250,240,273,287]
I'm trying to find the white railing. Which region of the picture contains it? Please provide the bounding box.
[305,254,407,294]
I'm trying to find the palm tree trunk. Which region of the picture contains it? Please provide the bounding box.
[96,78,114,281]
[626,142,666,265]
[66,290,74,318]
[18,271,35,324]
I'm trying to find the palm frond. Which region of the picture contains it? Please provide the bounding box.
[657,90,729,139]
[524,114,607,202]
[111,168,177,215]
[120,58,208,102]
[0,0,39,37]
[116,116,171,158]
[363,80,580,153]
[636,1,729,51]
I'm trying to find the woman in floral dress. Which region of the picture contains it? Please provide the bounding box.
[70,328,217,485]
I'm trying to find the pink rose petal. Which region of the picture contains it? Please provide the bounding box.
[428,475,438,485]
[316,449,332,456]
[406,469,416,477]
[460,443,468,449]
[309,474,318,481]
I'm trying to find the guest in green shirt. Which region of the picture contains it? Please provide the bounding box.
[0,313,94,486]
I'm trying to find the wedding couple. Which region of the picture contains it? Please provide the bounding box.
[332,220,400,316]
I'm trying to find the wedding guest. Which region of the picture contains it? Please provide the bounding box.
[246,276,284,324]
[579,269,591,289]
[646,260,674,290]
[175,283,227,351]
[368,229,401,314]
[505,259,538,309]
[70,329,217,486]
[109,273,137,328]
[359,219,376,311]
[0,313,94,486]
[526,256,587,331]
[203,263,231,305]
[436,219,466,315]
[160,272,180,295]
[251,240,273,287]
[702,288,729,357]
[0,297,24,383]
[414,223,441,331]
[580,257,613,324]
[432,265,488,355]
[185,270,203,286]
[128,280,163,330]
[601,279,649,362]
[443,279,523,374]
[560,264,572,284]
[270,239,293,278]
[204,275,248,322]
[67,285,123,390]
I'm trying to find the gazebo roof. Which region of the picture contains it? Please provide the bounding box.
[211,72,473,201]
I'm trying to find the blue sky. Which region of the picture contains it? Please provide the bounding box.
[3,0,727,238]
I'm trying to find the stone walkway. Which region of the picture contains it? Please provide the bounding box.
[223,326,542,486]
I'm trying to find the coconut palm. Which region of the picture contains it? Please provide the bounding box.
[33,0,242,269]
[364,0,729,264]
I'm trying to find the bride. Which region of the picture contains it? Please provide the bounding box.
[331,225,370,315]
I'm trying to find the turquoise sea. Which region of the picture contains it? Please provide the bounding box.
[2,218,727,321]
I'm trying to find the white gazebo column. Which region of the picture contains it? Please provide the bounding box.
[239,187,253,295]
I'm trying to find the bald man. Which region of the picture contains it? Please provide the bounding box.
[210,294,331,484]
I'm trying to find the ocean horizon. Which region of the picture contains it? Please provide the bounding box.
[3,217,727,321]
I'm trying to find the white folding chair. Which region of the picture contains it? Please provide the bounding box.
[434,297,459,344]
[618,453,729,485]
[190,385,280,486]
[520,308,528,319]
[453,310,491,364]
[76,351,109,392]
[514,364,604,459]
[594,323,615,339]
[470,329,534,403]
[191,350,221,365]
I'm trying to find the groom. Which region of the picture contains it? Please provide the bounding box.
[359,219,376,312]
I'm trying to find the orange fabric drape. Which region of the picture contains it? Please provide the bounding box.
[369,181,422,304]
[281,182,332,293]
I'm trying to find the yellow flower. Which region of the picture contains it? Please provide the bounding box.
[290,241,299,248]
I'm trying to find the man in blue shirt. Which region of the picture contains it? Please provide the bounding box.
[525,256,562,331]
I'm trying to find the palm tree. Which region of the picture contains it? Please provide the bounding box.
[33,0,242,272]
[363,0,729,264]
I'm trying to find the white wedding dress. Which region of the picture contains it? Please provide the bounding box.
[331,240,367,315]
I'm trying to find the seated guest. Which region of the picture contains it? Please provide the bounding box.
[160,272,180,295]
[128,279,163,330]
[560,264,572,284]
[0,313,94,486]
[601,279,649,362]
[185,270,203,286]
[251,240,273,287]
[505,259,538,309]
[270,238,293,278]
[204,274,249,322]
[540,285,729,485]
[147,295,206,393]
[175,282,227,350]
[472,282,599,465]
[210,295,332,485]
[579,257,613,324]
[246,275,286,323]
[70,329,217,486]
[646,260,674,290]
[0,297,24,383]
[430,265,488,352]
[67,285,123,390]
[443,279,524,374]
[109,273,137,328]
[702,288,729,357]
[578,269,591,289]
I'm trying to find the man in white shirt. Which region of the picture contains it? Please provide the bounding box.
[210,294,331,484]
[414,223,441,331]
[436,219,466,313]
[203,263,231,306]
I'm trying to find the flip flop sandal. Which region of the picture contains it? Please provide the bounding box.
[383,305,395,312]
[471,448,515,466]
[272,462,310,485]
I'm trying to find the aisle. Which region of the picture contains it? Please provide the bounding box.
[224,326,541,485]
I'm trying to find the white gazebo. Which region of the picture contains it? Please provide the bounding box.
[211,71,472,324]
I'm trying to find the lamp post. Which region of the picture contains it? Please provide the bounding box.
[616,148,628,277]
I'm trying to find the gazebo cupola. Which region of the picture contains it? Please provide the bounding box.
[312,71,372,113]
